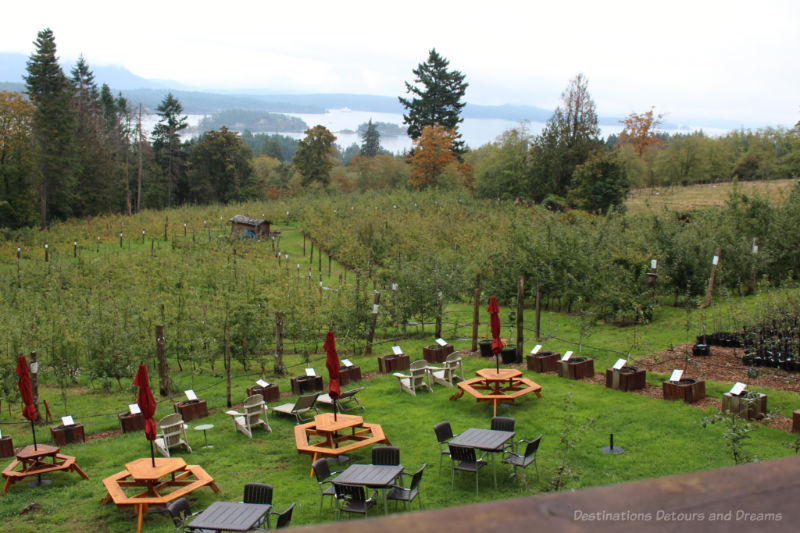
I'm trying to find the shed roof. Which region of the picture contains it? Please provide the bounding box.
[229,215,270,226]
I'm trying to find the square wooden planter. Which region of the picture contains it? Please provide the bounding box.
[378,354,410,374]
[663,379,706,403]
[339,366,362,385]
[290,375,323,395]
[50,423,85,445]
[722,392,767,419]
[174,399,209,422]
[118,412,144,433]
[247,384,281,403]
[0,435,14,458]
[527,352,560,373]
[557,357,595,379]
[423,344,454,363]
[605,367,646,391]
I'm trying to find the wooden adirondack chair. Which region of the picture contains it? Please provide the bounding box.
[393,360,432,396]
[226,395,272,438]
[154,413,192,457]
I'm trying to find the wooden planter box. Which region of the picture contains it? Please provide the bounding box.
[793,409,800,434]
[378,354,410,374]
[663,379,706,403]
[557,357,595,379]
[339,366,362,385]
[174,399,209,422]
[290,375,323,395]
[247,384,281,403]
[0,435,14,458]
[423,344,454,363]
[50,423,85,445]
[722,392,767,419]
[605,367,647,391]
[118,412,144,433]
[527,352,560,372]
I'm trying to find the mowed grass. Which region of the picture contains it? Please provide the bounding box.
[3,289,800,532]
[625,178,798,215]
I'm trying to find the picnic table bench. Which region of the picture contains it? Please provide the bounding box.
[2,444,89,495]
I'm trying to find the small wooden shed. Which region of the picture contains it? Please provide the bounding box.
[229,215,271,238]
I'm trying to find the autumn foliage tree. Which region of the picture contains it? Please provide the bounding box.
[408,125,472,189]
[619,107,665,157]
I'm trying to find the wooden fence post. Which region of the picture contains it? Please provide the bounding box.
[366,291,381,355]
[702,247,722,307]
[156,325,169,397]
[535,285,542,340]
[647,259,658,302]
[472,275,481,352]
[224,317,231,408]
[274,311,285,375]
[516,276,524,361]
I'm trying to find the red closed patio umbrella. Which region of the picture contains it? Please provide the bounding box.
[16,355,38,449]
[133,363,157,466]
[488,296,504,372]
[324,331,341,421]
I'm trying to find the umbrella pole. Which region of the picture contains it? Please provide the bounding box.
[31,419,37,450]
[151,441,155,467]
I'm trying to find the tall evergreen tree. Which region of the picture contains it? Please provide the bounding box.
[24,28,77,228]
[152,92,187,207]
[399,49,468,156]
[360,119,381,157]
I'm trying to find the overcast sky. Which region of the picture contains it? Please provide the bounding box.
[3,0,799,127]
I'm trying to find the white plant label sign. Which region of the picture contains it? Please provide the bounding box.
[392,346,403,355]
[651,259,657,269]
[305,368,317,377]
[435,338,448,346]
[185,389,198,401]
[62,415,75,426]
[531,344,542,354]
[129,403,141,415]
[342,359,354,367]
[669,369,683,382]
[561,351,573,361]
[712,255,719,265]
[256,379,269,388]
[613,358,627,370]
[730,382,747,395]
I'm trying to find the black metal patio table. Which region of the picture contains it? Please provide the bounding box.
[449,427,514,487]
[187,501,271,532]
[333,464,404,513]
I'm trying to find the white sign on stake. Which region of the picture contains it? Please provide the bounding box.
[392,283,398,291]
[342,359,354,367]
[305,368,317,377]
[561,351,573,361]
[184,389,198,401]
[753,244,759,254]
[669,369,684,382]
[730,382,747,395]
[651,259,657,269]
[372,304,380,314]
[613,358,627,370]
[531,344,542,354]
[62,415,75,426]
[30,362,39,374]
[712,255,719,265]
[392,346,403,355]
[129,403,141,415]
[435,338,448,346]
[256,379,269,388]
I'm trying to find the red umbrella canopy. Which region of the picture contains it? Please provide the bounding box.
[133,364,157,441]
[487,296,504,355]
[324,331,341,401]
[16,355,37,421]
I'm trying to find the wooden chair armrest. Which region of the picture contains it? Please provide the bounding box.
[392,372,410,379]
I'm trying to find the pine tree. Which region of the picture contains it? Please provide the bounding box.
[24,28,77,228]
[152,92,187,207]
[360,119,381,157]
[399,49,468,156]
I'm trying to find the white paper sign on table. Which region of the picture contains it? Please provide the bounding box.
[129,403,141,415]
[342,359,354,367]
[669,369,684,382]
[392,345,403,355]
[730,382,747,395]
[530,345,542,354]
[0,428,2,438]
[256,379,269,388]
[435,338,448,346]
[305,368,317,377]
[613,358,627,370]
[62,415,75,426]
[185,389,198,401]
[561,351,573,361]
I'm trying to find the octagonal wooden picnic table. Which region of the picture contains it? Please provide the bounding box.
[452,368,542,416]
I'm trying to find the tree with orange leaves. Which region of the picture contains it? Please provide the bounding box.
[619,107,665,157]
[408,124,457,189]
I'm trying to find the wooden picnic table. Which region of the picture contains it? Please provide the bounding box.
[295,413,391,476]
[452,368,542,416]
[101,457,219,532]
[2,444,89,496]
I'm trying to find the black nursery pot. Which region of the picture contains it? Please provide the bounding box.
[501,345,517,364]
[478,339,493,357]
[692,344,710,356]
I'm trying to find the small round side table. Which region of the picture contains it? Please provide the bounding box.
[194,423,214,448]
